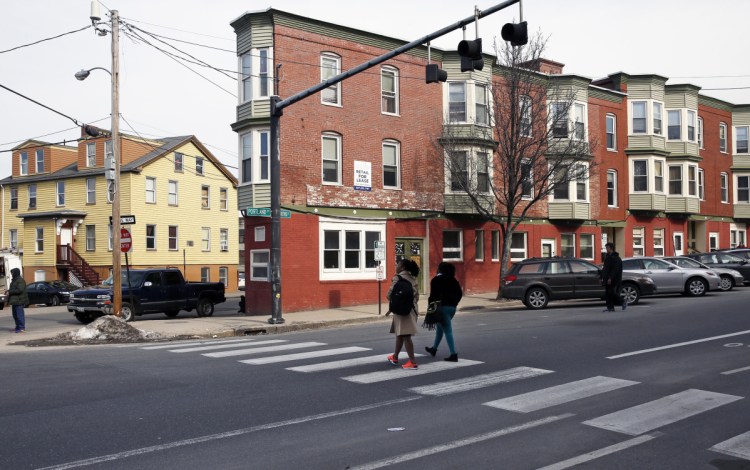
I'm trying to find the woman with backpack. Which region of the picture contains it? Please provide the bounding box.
[425,262,463,362]
[386,258,420,369]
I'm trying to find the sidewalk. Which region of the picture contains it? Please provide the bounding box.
[4,292,518,348]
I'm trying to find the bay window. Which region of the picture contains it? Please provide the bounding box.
[320,220,385,280]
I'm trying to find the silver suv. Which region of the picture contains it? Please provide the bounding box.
[622,257,721,296]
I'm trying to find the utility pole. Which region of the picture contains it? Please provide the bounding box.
[111,9,122,316]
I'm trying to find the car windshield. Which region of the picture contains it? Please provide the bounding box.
[670,258,702,269]
[101,271,147,286]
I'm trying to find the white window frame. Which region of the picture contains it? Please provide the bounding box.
[550,162,589,202]
[687,110,696,142]
[240,53,252,103]
[146,224,156,250]
[219,267,229,287]
[448,148,493,194]
[697,116,704,149]
[631,101,647,134]
[28,184,37,209]
[255,226,266,242]
[447,82,467,123]
[35,227,44,253]
[86,178,96,204]
[491,230,500,261]
[86,142,96,167]
[667,109,682,141]
[521,159,533,199]
[381,66,399,115]
[10,187,18,210]
[735,174,750,204]
[633,227,645,256]
[108,225,113,251]
[688,165,697,197]
[319,219,385,281]
[709,232,719,251]
[195,157,204,176]
[653,228,665,257]
[550,101,570,138]
[698,168,705,201]
[201,185,210,209]
[520,95,532,137]
[721,173,729,203]
[168,225,178,251]
[720,123,728,153]
[606,114,616,150]
[382,140,400,189]
[510,232,528,262]
[220,228,229,251]
[201,227,211,252]
[220,188,228,211]
[174,152,184,172]
[653,102,663,136]
[573,102,586,141]
[35,149,44,173]
[475,83,489,126]
[322,133,342,185]
[258,48,270,98]
[19,151,28,175]
[145,177,156,204]
[251,249,270,281]
[9,229,18,250]
[580,233,595,260]
[607,169,618,207]
[735,126,749,154]
[475,230,484,262]
[561,233,575,257]
[442,230,463,261]
[168,180,178,206]
[201,267,210,283]
[56,181,65,206]
[86,225,96,251]
[321,53,341,106]
[668,164,683,196]
[730,223,747,249]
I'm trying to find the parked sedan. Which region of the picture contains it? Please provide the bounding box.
[723,248,750,260]
[664,256,744,291]
[27,280,77,306]
[622,257,721,296]
[686,251,750,285]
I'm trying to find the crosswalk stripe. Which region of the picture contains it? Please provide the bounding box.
[537,434,657,470]
[721,365,750,375]
[141,339,261,350]
[342,359,483,384]
[168,339,286,353]
[710,430,750,460]
[287,353,426,373]
[203,342,326,358]
[583,389,743,436]
[484,376,639,413]
[408,367,554,397]
[240,347,372,365]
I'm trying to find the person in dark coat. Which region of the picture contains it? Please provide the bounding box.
[8,268,28,333]
[424,262,463,362]
[601,242,624,312]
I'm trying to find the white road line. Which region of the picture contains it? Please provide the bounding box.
[202,342,326,358]
[286,353,426,373]
[347,413,574,470]
[721,365,750,375]
[711,430,750,460]
[168,339,287,353]
[607,330,750,359]
[240,347,372,365]
[37,396,422,470]
[408,367,554,397]
[484,376,639,413]
[342,359,483,384]
[536,434,657,470]
[141,338,257,350]
[584,389,743,436]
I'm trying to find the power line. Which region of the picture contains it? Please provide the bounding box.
[133,30,235,54]
[0,116,110,147]
[0,83,83,126]
[0,25,92,54]
[119,16,234,42]
[0,137,87,154]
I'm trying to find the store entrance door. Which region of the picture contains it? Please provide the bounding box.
[395,238,424,291]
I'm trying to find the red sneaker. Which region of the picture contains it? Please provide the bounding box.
[402,360,418,370]
[387,354,399,366]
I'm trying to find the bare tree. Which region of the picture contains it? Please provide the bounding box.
[439,32,597,299]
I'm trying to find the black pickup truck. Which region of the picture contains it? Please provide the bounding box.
[68,268,226,323]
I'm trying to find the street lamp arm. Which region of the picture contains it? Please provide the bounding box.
[74,66,112,81]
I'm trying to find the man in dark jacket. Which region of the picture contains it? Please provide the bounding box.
[8,268,28,333]
[601,242,624,312]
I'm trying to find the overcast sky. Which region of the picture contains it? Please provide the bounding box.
[2,0,749,180]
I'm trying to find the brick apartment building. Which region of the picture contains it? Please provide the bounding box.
[231,8,750,314]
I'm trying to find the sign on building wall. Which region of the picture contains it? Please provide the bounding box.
[354,161,371,191]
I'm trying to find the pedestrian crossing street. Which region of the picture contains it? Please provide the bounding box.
[139,337,750,461]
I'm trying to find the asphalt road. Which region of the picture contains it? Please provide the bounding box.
[2,290,750,469]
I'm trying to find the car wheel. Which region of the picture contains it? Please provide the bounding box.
[164,311,180,318]
[524,287,548,310]
[618,283,640,305]
[48,295,61,307]
[119,303,136,322]
[74,313,96,324]
[196,298,214,317]
[686,277,708,296]
[719,275,734,291]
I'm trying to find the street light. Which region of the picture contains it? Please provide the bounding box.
[75,9,122,318]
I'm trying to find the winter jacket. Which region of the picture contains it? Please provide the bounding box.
[8,274,29,306]
[428,273,463,307]
[601,251,623,286]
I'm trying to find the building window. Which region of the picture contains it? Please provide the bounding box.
[720,123,728,153]
[145,177,156,204]
[606,114,616,150]
[9,230,17,250]
[491,230,500,261]
[19,151,28,175]
[698,117,704,149]
[573,103,586,140]
[10,187,18,210]
[168,180,178,206]
[220,228,229,251]
[551,102,569,138]
[632,101,646,134]
[561,233,575,257]
[475,230,484,261]
[687,110,696,142]
[105,140,113,166]
[195,157,204,175]
[220,188,228,210]
[35,227,44,252]
[721,173,729,203]
[450,151,468,191]
[255,226,265,242]
[201,185,210,209]
[201,267,210,283]
[107,181,114,203]
[633,227,645,256]
[448,82,466,122]
[86,225,96,251]
[688,165,697,197]
[259,48,270,97]
[320,221,384,280]
[28,184,37,209]
[442,230,463,261]
[654,160,664,193]
[174,152,183,172]
[383,141,400,189]
[521,160,533,199]
[698,169,705,201]
[669,165,683,195]
[510,232,527,261]
[552,164,588,202]
[738,176,750,203]
[35,149,44,173]
[653,229,665,257]
[736,126,749,154]
[241,130,272,183]
[56,181,65,206]
[241,53,252,102]
[108,225,113,251]
[653,102,663,135]
[87,142,96,167]
[667,110,681,140]
[381,66,398,115]
[202,227,211,251]
[475,83,489,126]
[146,225,156,250]
[575,164,587,200]
[520,95,532,137]
[251,250,270,281]
[219,267,228,287]
[86,178,96,204]
[322,133,342,184]
[321,53,341,105]
[477,152,489,193]
[580,234,594,259]
[553,168,569,200]
[168,226,178,250]
[241,133,252,183]
[607,170,617,207]
[730,224,747,248]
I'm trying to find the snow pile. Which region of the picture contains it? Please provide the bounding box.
[59,315,162,342]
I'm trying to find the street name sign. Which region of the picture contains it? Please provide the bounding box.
[246,207,291,218]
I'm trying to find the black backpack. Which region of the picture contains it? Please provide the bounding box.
[389,275,414,316]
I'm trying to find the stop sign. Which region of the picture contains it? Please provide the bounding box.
[120,227,132,253]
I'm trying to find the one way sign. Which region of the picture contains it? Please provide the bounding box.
[110,215,136,225]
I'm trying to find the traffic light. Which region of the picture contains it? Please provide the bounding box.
[501,21,528,46]
[457,38,484,72]
[425,64,448,84]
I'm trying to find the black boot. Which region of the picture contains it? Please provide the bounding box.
[444,353,458,362]
[425,346,437,357]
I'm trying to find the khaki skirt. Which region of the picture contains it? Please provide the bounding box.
[390,311,418,336]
